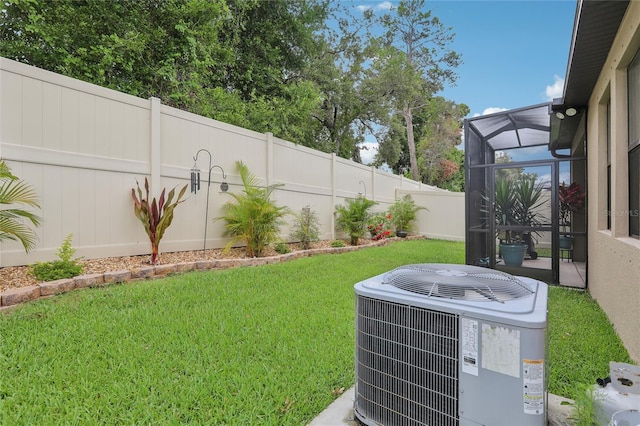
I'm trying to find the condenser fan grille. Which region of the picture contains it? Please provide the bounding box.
[383,264,533,303]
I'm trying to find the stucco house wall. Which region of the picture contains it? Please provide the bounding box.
[587,0,640,362]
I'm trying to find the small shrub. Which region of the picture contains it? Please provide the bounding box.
[367,212,393,240]
[290,206,320,250]
[29,234,83,281]
[330,240,345,248]
[274,242,291,254]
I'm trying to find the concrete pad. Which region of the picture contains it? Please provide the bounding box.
[307,387,576,426]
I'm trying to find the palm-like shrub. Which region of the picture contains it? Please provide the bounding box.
[217,161,289,257]
[335,196,377,245]
[388,194,427,233]
[0,160,41,252]
[131,178,188,265]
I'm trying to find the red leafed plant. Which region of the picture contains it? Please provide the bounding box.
[559,181,586,226]
[131,178,188,264]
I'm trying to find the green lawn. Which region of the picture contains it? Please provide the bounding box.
[0,239,631,425]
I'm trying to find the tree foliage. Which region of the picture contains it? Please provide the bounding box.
[376,96,467,190]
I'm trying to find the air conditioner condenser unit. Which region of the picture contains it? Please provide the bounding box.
[354,263,548,426]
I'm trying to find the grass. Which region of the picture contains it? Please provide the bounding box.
[547,287,633,399]
[0,239,632,425]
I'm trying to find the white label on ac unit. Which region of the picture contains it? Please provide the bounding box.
[461,318,479,376]
[523,359,545,415]
[481,324,520,378]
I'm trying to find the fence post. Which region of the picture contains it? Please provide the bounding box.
[371,166,376,201]
[150,97,161,192]
[331,153,336,240]
[265,132,274,187]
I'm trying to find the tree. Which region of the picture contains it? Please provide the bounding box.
[304,4,387,161]
[0,160,41,253]
[375,96,467,187]
[417,97,468,187]
[438,146,465,192]
[366,0,461,180]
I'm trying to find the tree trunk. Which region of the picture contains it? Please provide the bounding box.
[151,244,159,265]
[403,106,419,181]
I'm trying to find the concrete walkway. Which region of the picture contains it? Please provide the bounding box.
[308,387,575,426]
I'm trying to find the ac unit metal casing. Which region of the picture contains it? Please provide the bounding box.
[354,264,548,426]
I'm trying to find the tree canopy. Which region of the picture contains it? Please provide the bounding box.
[1,0,468,190]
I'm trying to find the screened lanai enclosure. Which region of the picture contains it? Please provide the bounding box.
[464,102,586,287]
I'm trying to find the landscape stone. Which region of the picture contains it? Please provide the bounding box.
[1,285,40,306]
[74,273,105,289]
[39,278,74,296]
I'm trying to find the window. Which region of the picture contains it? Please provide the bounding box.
[628,51,640,238]
[630,146,639,237]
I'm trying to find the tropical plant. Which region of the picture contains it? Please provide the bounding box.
[495,175,546,244]
[131,178,188,265]
[494,177,520,244]
[388,194,427,233]
[290,206,320,250]
[29,233,83,281]
[0,160,41,252]
[217,161,289,257]
[335,196,377,245]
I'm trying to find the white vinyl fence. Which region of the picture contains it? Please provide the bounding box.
[0,57,464,267]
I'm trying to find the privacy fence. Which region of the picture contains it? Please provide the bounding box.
[0,57,464,267]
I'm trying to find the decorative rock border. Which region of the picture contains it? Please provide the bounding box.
[0,236,424,310]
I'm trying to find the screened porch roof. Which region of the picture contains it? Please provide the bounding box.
[465,103,552,152]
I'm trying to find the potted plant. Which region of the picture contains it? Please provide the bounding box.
[558,181,585,249]
[388,195,427,237]
[495,175,546,266]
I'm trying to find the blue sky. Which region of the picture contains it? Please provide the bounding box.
[352,0,578,164]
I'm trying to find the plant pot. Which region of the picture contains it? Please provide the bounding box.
[499,243,527,267]
[396,230,408,238]
[559,235,573,249]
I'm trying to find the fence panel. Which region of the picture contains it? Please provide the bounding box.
[0,57,464,267]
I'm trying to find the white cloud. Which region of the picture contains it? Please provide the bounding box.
[546,75,564,101]
[356,1,393,13]
[473,107,508,118]
[360,141,379,165]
